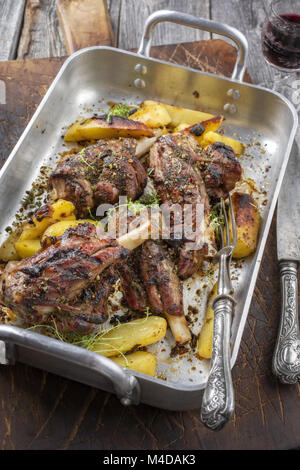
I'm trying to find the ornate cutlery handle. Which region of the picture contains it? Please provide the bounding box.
[272,261,300,384]
[201,297,234,430]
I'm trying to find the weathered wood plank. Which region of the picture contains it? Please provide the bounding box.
[107,0,122,45]
[17,0,67,59]
[56,0,114,53]
[116,0,211,50]
[0,0,26,61]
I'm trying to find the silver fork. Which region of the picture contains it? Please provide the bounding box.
[201,195,237,431]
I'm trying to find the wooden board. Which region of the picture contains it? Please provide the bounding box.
[17,0,67,60]
[0,40,299,451]
[0,0,26,61]
[56,0,114,53]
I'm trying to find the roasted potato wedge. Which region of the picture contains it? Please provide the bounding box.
[228,192,260,258]
[41,219,98,246]
[111,351,157,376]
[173,122,190,133]
[0,229,22,261]
[64,116,153,142]
[183,116,224,144]
[18,199,76,241]
[200,130,245,155]
[173,116,224,139]
[143,100,214,127]
[92,316,167,357]
[130,102,172,128]
[15,239,42,259]
[197,282,217,359]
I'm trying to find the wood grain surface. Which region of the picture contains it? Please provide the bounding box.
[0,40,299,450]
[56,0,114,53]
[0,0,27,61]
[0,0,295,96]
[17,0,67,59]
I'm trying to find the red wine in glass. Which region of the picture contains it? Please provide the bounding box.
[262,13,300,70]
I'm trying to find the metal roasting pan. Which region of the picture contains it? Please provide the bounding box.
[0,11,298,410]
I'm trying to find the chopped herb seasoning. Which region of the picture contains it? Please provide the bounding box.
[106,103,131,123]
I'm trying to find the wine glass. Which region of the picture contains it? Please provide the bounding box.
[261,0,300,71]
[261,0,300,104]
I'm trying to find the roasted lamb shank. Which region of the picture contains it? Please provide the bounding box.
[149,132,241,279]
[118,241,191,344]
[50,138,147,218]
[109,208,191,343]
[0,223,129,334]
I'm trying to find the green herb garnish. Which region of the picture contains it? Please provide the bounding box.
[106,103,131,123]
[209,204,224,231]
[139,190,161,208]
[27,307,152,363]
[87,206,97,220]
[22,190,35,207]
[80,156,94,170]
[79,148,95,170]
[107,191,161,220]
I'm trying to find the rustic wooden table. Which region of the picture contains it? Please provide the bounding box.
[0,0,299,450]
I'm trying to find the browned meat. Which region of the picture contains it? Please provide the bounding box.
[0,223,129,334]
[106,206,184,317]
[149,133,215,279]
[117,242,191,344]
[50,138,147,217]
[139,240,184,317]
[117,253,148,312]
[202,142,242,199]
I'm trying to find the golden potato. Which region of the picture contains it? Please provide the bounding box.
[200,130,245,155]
[193,116,223,142]
[173,115,224,145]
[64,116,153,142]
[92,316,167,357]
[111,351,157,376]
[173,122,190,133]
[143,100,214,127]
[18,199,76,241]
[15,239,41,259]
[130,102,171,128]
[41,219,98,245]
[228,192,260,258]
[197,282,217,359]
[0,229,22,261]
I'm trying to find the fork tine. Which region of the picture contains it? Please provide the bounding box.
[219,221,224,248]
[228,193,237,248]
[221,198,230,247]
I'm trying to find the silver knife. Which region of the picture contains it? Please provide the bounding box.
[273,142,300,384]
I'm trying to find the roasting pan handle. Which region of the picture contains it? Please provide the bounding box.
[0,325,140,406]
[138,10,248,82]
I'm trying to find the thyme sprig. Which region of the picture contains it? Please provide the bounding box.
[209,204,224,231]
[26,308,152,366]
[79,148,95,170]
[87,207,97,221]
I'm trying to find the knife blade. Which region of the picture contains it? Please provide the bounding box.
[277,143,300,262]
[273,142,300,384]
